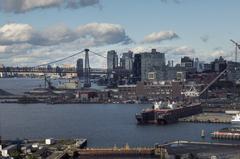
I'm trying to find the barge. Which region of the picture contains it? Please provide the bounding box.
[136,101,202,125]
[212,127,240,140]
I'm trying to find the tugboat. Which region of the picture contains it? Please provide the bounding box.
[231,114,240,125]
[135,101,202,125]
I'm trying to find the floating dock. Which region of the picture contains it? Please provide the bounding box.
[212,127,240,140]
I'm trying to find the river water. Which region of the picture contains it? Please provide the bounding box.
[0,78,236,147]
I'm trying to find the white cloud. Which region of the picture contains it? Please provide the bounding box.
[0,45,7,53]
[128,45,194,56]
[208,50,232,61]
[170,46,195,56]
[0,0,100,13]
[210,50,225,57]
[76,23,132,46]
[12,57,32,63]
[32,25,78,46]
[142,31,179,43]
[0,23,132,47]
[66,0,100,9]
[0,23,34,45]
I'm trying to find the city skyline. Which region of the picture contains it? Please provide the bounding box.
[1,0,240,67]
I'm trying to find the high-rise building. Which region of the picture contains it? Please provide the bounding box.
[194,58,205,72]
[181,56,194,68]
[133,54,141,82]
[121,51,133,71]
[107,50,118,71]
[76,58,83,79]
[140,49,166,81]
[211,56,227,72]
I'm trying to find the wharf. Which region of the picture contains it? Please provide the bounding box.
[212,127,240,140]
[161,140,240,158]
[179,113,232,124]
[76,147,157,157]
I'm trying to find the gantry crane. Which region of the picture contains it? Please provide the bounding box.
[230,39,240,63]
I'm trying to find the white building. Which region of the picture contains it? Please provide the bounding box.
[45,138,55,145]
[0,64,5,78]
[1,145,17,157]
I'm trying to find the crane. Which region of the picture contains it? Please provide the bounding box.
[230,39,240,63]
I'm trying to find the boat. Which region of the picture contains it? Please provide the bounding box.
[231,114,240,125]
[135,101,202,125]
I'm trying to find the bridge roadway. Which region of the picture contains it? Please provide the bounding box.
[0,67,108,74]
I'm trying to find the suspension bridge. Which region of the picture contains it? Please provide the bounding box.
[0,49,113,87]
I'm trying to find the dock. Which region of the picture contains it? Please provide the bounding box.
[179,113,232,124]
[77,147,157,157]
[212,127,240,140]
[160,140,240,158]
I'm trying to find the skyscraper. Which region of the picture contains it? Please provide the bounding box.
[121,51,133,71]
[107,50,118,71]
[76,58,83,79]
[133,54,141,82]
[140,49,166,81]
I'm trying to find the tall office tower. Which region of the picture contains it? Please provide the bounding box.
[133,54,142,82]
[107,50,118,71]
[76,58,84,79]
[140,49,166,81]
[121,51,133,71]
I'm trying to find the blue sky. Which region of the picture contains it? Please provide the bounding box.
[0,0,240,67]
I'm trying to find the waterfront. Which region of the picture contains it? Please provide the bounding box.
[0,103,235,147]
[0,78,240,148]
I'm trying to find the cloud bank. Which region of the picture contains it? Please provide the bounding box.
[0,0,100,13]
[0,23,132,47]
[142,31,179,43]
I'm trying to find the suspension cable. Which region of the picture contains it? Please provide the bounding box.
[34,50,85,68]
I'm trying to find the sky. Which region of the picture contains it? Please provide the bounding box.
[0,0,240,68]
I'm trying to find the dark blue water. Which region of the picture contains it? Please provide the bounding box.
[0,78,237,147]
[0,103,231,147]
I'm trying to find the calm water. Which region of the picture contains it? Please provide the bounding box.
[0,78,236,147]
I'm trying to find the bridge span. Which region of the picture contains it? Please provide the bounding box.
[0,67,108,75]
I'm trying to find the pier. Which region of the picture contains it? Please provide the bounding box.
[160,141,240,158]
[2,138,240,158]
[179,113,232,124]
[76,147,158,157]
[212,127,240,140]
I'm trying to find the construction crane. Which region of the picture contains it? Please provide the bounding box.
[181,67,229,99]
[182,85,199,97]
[230,39,240,63]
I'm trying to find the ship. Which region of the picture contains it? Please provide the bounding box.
[135,101,202,125]
[231,114,240,125]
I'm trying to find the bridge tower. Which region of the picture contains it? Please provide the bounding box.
[84,49,91,88]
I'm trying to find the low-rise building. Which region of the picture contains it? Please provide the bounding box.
[45,138,55,145]
[118,85,137,100]
[1,144,17,157]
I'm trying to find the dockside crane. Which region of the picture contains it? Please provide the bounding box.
[230,39,240,63]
